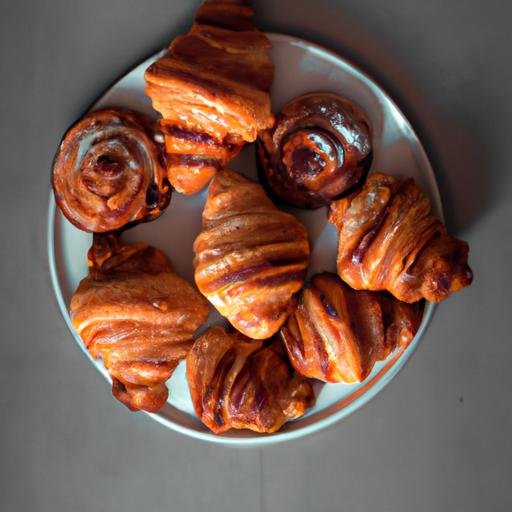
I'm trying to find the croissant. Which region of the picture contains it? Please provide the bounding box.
[257,92,372,208]
[186,326,315,433]
[194,169,310,339]
[329,173,473,303]
[70,235,209,412]
[52,109,170,233]
[280,273,423,383]
[144,0,274,195]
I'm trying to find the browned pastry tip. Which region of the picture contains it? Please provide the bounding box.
[144,0,274,195]
[257,92,372,208]
[186,326,315,434]
[195,1,257,32]
[194,169,310,339]
[329,172,473,303]
[280,272,423,383]
[52,109,170,233]
[70,235,209,412]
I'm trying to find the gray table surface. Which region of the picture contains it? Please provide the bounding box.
[1,1,510,511]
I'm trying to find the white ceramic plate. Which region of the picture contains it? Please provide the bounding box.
[48,33,441,445]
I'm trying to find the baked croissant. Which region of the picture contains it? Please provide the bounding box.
[52,109,170,233]
[186,326,315,433]
[194,169,310,339]
[281,273,423,383]
[70,235,209,412]
[144,0,274,195]
[257,92,372,208]
[329,173,473,303]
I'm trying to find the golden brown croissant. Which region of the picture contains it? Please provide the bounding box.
[144,0,274,195]
[257,93,372,208]
[52,109,170,233]
[281,273,423,383]
[186,326,315,433]
[329,173,473,303]
[194,169,310,339]
[70,235,209,412]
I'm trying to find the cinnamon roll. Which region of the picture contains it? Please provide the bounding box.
[194,169,310,339]
[329,173,473,302]
[257,92,372,208]
[280,273,423,383]
[144,0,274,194]
[186,326,315,434]
[70,235,209,412]
[52,109,170,233]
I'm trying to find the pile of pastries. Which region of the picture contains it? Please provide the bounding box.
[51,0,473,435]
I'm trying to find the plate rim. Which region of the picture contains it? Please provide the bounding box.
[47,32,439,446]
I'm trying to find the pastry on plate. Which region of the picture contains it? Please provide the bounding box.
[257,92,372,208]
[329,172,473,302]
[186,326,315,434]
[145,0,274,194]
[70,235,209,412]
[194,169,310,339]
[280,272,423,383]
[52,109,170,233]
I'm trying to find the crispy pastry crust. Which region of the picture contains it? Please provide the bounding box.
[144,1,274,194]
[194,169,310,339]
[70,235,209,412]
[329,173,473,303]
[281,273,423,383]
[186,326,315,433]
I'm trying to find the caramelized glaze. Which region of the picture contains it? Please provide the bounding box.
[258,93,372,208]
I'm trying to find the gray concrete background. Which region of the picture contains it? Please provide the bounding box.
[1,1,510,510]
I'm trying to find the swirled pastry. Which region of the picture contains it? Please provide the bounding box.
[257,93,372,208]
[186,326,315,433]
[281,273,422,383]
[145,0,274,195]
[52,109,170,233]
[70,235,209,412]
[329,173,473,302]
[194,169,310,339]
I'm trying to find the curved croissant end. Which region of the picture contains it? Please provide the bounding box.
[52,109,170,233]
[186,326,315,434]
[70,235,209,412]
[194,169,310,339]
[329,173,473,303]
[144,1,274,195]
[280,273,423,383]
[257,92,372,208]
